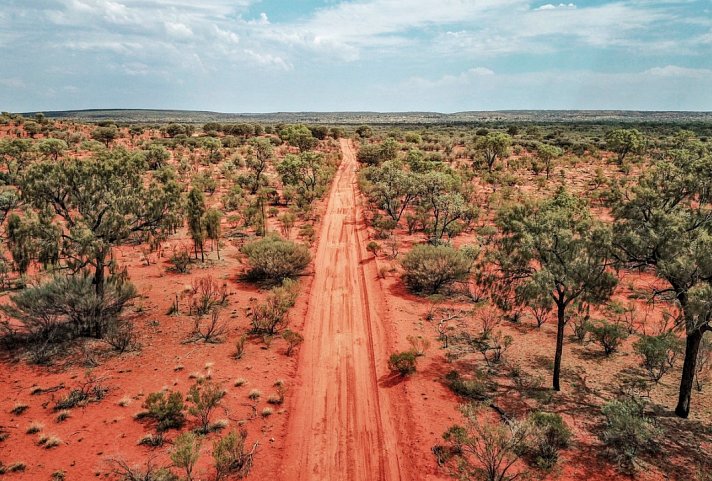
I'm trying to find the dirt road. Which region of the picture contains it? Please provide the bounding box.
[279,139,407,481]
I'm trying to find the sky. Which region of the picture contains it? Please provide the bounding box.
[1,0,711,113]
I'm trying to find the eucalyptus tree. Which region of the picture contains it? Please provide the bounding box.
[20,148,182,298]
[486,188,617,390]
[605,128,644,164]
[612,144,712,417]
[473,132,511,172]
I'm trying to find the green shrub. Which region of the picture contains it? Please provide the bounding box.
[213,429,255,480]
[388,351,417,376]
[633,332,680,383]
[1,274,137,347]
[401,244,472,294]
[600,396,659,474]
[141,390,185,432]
[588,321,628,356]
[527,411,571,469]
[444,370,490,401]
[240,234,310,282]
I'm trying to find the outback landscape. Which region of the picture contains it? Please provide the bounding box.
[0,111,710,481]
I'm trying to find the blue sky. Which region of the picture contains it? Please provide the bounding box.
[1,0,711,112]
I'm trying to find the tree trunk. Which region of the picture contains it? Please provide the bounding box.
[553,302,566,391]
[92,250,107,338]
[675,329,704,418]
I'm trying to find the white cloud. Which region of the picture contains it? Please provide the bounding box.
[645,65,712,78]
[536,3,575,11]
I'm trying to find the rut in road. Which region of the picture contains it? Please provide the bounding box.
[279,139,405,481]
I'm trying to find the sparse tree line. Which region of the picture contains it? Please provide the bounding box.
[357,125,712,478]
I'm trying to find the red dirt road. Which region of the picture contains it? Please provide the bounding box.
[279,140,408,481]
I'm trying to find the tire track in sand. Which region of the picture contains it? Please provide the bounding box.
[279,139,406,481]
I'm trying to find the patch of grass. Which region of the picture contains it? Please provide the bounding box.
[26,422,43,434]
[137,433,164,447]
[10,403,29,415]
[117,396,132,407]
[55,410,71,423]
[247,389,261,401]
[234,378,247,387]
[261,407,273,417]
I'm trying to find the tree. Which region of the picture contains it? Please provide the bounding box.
[0,138,33,180]
[246,138,273,194]
[91,125,119,147]
[360,161,420,223]
[536,143,562,180]
[605,128,644,164]
[186,188,207,261]
[277,151,325,201]
[21,148,181,300]
[417,171,476,244]
[487,188,617,390]
[279,124,317,152]
[612,146,712,417]
[36,138,67,161]
[204,208,222,259]
[473,132,511,172]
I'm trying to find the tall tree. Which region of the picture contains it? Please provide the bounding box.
[612,145,712,417]
[487,188,617,390]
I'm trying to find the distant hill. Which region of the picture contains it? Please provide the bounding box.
[21,109,712,124]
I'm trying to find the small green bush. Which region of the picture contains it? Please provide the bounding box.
[588,321,628,356]
[527,411,571,469]
[388,351,417,376]
[401,244,472,294]
[444,370,490,401]
[633,332,680,382]
[240,234,310,282]
[600,396,659,474]
[141,390,185,432]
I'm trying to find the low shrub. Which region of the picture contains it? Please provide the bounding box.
[388,351,417,376]
[141,390,185,432]
[527,411,571,469]
[401,244,472,294]
[633,332,680,383]
[444,370,491,401]
[588,321,628,356]
[600,396,659,474]
[240,235,310,282]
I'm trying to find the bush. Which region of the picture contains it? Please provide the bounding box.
[282,329,304,356]
[633,332,680,383]
[444,370,491,401]
[527,412,571,469]
[213,429,255,481]
[388,351,417,376]
[600,396,659,473]
[248,279,298,335]
[1,274,137,348]
[401,244,472,294]
[141,390,185,432]
[240,234,310,282]
[588,321,628,356]
[187,381,225,434]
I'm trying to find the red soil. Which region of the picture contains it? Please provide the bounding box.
[279,139,414,481]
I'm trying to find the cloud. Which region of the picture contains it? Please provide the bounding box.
[645,65,712,78]
[536,3,576,11]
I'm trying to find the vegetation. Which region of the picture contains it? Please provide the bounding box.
[401,244,475,294]
[241,235,311,282]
